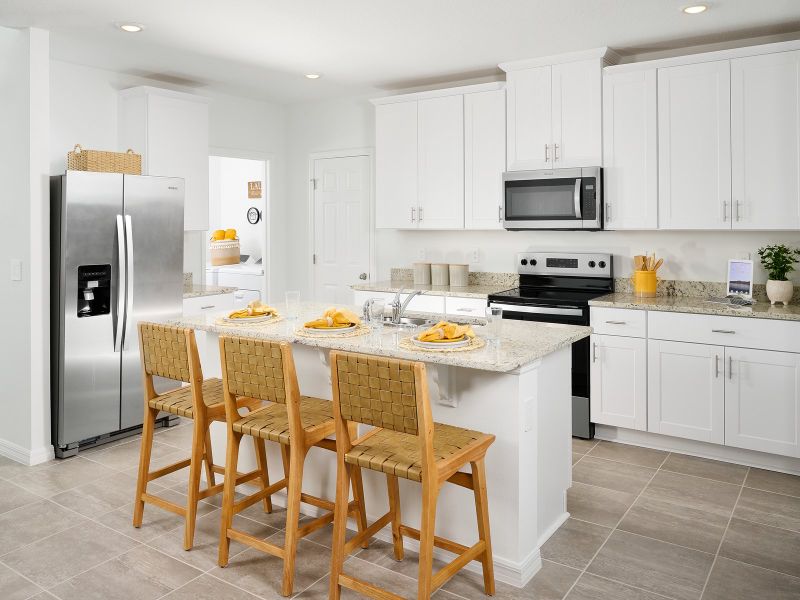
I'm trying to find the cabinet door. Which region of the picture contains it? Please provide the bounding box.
[725,347,800,457]
[648,340,725,443]
[146,94,209,231]
[658,61,731,230]
[731,51,800,230]
[375,102,418,229]
[590,335,648,430]
[602,69,658,229]
[417,95,464,229]
[506,66,552,171]
[464,89,505,230]
[552,59,602,168]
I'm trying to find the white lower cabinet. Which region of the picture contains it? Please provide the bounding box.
[590,334,647,430]
[724,347,800,457]
[182,293,234,315]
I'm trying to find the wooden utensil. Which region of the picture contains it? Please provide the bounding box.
[634,255,646,270]
[653,258,663,271]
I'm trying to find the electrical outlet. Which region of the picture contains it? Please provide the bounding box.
[469,248,480,264]
[10,259,21,281]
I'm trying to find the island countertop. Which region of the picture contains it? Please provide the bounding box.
[352,280,513,299]
[166,302,590,373]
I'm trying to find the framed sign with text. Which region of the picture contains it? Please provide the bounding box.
[248,181,262,199]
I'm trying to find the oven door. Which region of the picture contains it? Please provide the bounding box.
[503,168,601,230]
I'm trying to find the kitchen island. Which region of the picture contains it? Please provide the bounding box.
[166,303,590,587]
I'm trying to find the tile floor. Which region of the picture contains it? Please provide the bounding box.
[1,424,799,599]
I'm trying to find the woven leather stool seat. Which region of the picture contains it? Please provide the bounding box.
[232,395,333,444]
[345,423,490,482]
[148,378,224,418]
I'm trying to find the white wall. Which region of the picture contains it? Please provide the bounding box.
[0,27,51,464]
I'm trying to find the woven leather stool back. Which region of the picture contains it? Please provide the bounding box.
[333,351,420,435]
[139,323,192,383]
[221,336,287,404]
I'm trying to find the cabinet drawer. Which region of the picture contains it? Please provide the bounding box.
[648,311,800,354]
[590,307,647,338]
[183,293,234,315]
[445,296,487,317]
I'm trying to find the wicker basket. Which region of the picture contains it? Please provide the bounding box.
[209,239,240,266]
[67,144,142,175]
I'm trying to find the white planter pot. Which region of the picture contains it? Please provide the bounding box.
[766,279,793,306]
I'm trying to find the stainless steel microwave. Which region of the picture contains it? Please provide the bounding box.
[502,167,603,230]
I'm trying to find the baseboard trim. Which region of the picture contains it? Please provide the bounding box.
[0,438,54,466]
[595,425,800,476]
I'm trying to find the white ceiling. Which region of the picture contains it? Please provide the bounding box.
[2,0,800,104]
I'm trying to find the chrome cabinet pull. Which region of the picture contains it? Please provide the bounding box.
[711,329,736,334]
[728,355,733,379]
[606,202,611,222]
[721,201,729,222]
[498,205,502,222]
[410,207,416,223]
[592,342,598,363]
[735,200,743,222]
[544,144,550,162]
[605,320,627,325]
[418,207,424,221]
[715,354,720,378]
[554,143,560,161]
[200,305,215,310]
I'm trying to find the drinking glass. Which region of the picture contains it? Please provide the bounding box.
[285,291,301,322]
[366,297,386,337]
[485,306,503,342]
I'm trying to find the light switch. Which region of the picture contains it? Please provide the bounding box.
[10,259,21,281]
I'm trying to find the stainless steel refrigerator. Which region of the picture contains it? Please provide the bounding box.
[51,171,184,457]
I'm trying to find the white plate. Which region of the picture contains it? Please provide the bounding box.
[302,324,357,335]
[221,314,276,324]
[411,336,471,349]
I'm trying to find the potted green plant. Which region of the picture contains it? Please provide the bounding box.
[757,244,800,306]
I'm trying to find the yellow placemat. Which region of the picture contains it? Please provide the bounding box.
[398,335,486,353]
[295,323,371,339]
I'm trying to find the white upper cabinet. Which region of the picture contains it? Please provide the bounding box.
[375,101,418,228]
[505,65,552,171]
[552,59,602,168]
[731,51,800,230]
[118,87,210,231]
[602,69,658,229]
[417,95,465,229]
[658,61,732,230]
[464,88,506,229]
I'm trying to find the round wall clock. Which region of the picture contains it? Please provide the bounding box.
[247,207,262,224]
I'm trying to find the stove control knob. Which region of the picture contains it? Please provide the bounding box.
[598,260,607,269]
[520,258,528,266]
[530,259,537,266]
[588,260,596,268]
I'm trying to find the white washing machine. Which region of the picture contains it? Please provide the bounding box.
[206,264,266,308]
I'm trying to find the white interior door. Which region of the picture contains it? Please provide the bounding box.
[312,155,371,304]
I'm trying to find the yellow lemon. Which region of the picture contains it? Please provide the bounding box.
[211,229,225,241]
[224,228,237,240]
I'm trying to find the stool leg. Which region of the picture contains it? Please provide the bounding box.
[204,425,216,487]
[471,459,495,596]
[329,461,352,600]
[184,419,205,551]
[281,443,305,597]
[417,481,439,599]
[133,406,157,528]
[252,437,273,513]
[218,431,242,567]
[386,474,404,560]
[350,465,369,549]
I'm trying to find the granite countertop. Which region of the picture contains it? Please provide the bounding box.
[183,284,238,299]
[352,280,513,299]
[590,293,800,322]
[168,302,590,373]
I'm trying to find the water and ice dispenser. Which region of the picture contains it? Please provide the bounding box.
[77,264,111,317]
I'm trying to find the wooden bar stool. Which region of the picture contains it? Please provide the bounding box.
[217,335,369,597]
[328,350,496,600]
[133,323,268,550]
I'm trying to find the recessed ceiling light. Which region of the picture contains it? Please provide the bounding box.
[682,5,708,14]
[118,23,144,33]
[304,73,321,79]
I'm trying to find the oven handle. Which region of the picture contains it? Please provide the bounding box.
[489,302,583,317]
[573,178,582,219]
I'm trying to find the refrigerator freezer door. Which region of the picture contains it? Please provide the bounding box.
[56,172,124,446]
[120,175,185,429]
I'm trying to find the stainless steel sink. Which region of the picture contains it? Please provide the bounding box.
[382,316,433,327]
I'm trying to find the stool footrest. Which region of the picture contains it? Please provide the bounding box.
[232,478,287,514]
[299,493,335,512]
[141,492,186,517]
[198,482,225,500]
[338,574,405,600]
[296,511,334,539]
[147,458,191,482]
[431,540,486,590]
[226,528,285,559]
[344,511,392,555]
[399,525,469,556]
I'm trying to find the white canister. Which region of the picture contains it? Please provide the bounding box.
[449,264,469,287]
[431,263,450,286]
[413,262,431,285]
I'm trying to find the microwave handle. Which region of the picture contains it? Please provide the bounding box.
[573,178,582,219]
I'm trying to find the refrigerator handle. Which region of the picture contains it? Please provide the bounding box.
[115,214,126,352]
[123,214,134,350]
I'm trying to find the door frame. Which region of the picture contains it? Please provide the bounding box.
[307,147,375,301]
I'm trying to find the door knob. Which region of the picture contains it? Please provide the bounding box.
[359,273,368,280]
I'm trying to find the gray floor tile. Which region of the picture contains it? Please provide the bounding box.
[734,486,800,533]
[541,518,612,570]
[587,442,668,469]
[26,593,58,600]
[572,453,582,465]
[50,471,149,518]
[572,438,598,455]
[153,423,196,449]
[162,574,260,599]
[354,538,446,581]
[745,468,800,498]
[444,559,579,600]
[566,572,666,599]
[2,520,139,588]
[297,561,417,600]
[0,455,45,480]
[641,470,740,517]
[0,479,42,515]
[660,453,748,485]
[0,562,43,600]
[567,482,636,528]
[702,556,800,600]
[719,517,800,578]
[10,456,118,498]
[88,439,180,471]
[0,499,86,556]
[586,530,714,600]
[48,545,202,600]
[122,450,191,488]
[572,456,655,495]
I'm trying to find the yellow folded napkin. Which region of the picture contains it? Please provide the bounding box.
[304,307,361,329]
[228,300,277,319]
[417,321,475,343]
